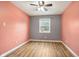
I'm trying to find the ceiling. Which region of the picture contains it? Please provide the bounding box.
[11,1,71,16]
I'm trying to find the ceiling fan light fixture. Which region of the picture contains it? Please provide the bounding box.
[30,1,52,12]
[36,7,47,12]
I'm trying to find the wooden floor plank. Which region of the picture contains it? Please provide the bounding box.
[6,41,74,57]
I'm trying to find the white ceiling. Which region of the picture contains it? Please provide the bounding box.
[11,1,71,16]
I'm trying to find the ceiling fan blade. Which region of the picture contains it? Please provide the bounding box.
[42,1,44,5]
[45,4,52,6]
[30,4,38,6]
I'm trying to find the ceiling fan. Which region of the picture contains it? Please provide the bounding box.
[30,1,52,12]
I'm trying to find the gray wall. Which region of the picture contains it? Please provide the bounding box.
[30,15,61,40]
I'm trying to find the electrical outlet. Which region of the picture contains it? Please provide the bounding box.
[3,22,6,27]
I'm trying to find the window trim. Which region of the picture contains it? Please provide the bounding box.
[39,18,51,33]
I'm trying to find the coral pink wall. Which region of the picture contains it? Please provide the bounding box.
[0,2,30,55]
[62,2,79,56]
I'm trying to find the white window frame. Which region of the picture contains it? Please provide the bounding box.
[39,18,51,33]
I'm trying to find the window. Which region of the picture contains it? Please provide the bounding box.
[39,18,51,33]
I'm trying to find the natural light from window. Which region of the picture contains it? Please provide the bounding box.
[39,18,51,33]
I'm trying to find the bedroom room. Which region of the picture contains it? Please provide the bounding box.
[0,1,79,57]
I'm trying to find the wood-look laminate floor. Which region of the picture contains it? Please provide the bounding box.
[6,41,74,57]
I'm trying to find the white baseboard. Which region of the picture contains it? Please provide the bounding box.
[0,40,30,57]
[62,42,78,57]
[1,40,78,57]
[30,39,62,42]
